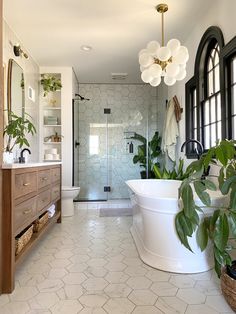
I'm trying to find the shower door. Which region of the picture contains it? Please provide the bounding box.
[73,99,108,200]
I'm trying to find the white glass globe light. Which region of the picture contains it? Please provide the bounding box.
[140,65,147,72]
[148,64,162,78]
[173,46,189,64]
[166,63,180,77]
[164,76,176,86]
[157,46,171,61]
[141,69,153,83]
[150,77,161,87]
[175,68,186,81]
[139,48,148,56]
[139,53,153,67]
[147,41,160,56]
[167,39,180,56]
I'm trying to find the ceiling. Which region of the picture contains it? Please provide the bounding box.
[3,0,213,84]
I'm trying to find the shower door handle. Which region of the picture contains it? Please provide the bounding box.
[75,140,80,148]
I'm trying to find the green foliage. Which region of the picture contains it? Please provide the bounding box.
[4,111,36,153]
[131,131,162,178]
[153,158,190,180]
[40,74,62,97]
[175,139,236,277]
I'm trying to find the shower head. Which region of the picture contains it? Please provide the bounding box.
[75,93,90,101]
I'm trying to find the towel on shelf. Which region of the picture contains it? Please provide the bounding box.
[161,97,179,161]
[47,204,56,218]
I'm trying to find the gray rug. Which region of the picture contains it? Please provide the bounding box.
[99,207,133,217]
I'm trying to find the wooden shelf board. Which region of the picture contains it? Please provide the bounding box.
[43,142,61,145]
[43,124,61,127]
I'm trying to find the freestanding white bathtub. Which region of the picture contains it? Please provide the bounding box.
[126,179,228,274]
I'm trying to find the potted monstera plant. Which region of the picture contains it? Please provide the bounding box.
[3,111,36,163]
[40,74,62,97]
[175,139,236,311]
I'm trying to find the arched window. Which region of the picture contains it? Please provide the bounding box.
[184,26,236,158]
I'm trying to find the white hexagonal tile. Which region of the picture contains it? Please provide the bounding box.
[37,279,64,293]
[195,279,221,296]
[132,306,163,314]
[104,283,132,298]
[185,304,219,314]
[169,275,195,288]
[123,257,142,266]
[128,289,157,305]
[62,272,87,285]
[66,262,88,273]
[87,258,107,268]
[54,250,74,259]
[103,298,135,314]
[105,262,127,272]
[155,296,187,314]
[47,268,68,279]
[206,295,234,312]
[79,294,108,307]
[82,277,109,291]
[57,284,84,299]
[0,301,30,314]
[85,266,108,278]
[79,308,107,314]
[177,288,206,304]
[29,292,60,309]
[127,276,152,290]
[151,282,178,297]
[105,272,129,283]
[10,286,38,301]
[125,266,147,277]
[0,294,9,307]
[49,258,71,268]
[50,300,83,314]
[146,269,171,282]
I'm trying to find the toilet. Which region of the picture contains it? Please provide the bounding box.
[61,186,80,216]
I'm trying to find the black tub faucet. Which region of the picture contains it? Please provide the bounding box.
[181,139,204,159]
[19,148,31,163]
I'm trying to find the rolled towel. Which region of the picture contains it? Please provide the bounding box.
[47,204,56,218]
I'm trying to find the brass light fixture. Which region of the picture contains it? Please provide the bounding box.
[139,3,189,86]
[13,44,29,59]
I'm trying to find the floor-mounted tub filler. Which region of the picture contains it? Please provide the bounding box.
[126,179,228,274]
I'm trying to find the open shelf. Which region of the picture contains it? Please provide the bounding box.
[43,142,61,145]
[15,211,61,266]
[43,107,61,110]
[43,124,61,127]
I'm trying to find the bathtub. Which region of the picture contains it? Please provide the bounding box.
[126,179,228,273]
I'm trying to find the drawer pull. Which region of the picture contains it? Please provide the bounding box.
[42,198,47,202]
[42,177,48,181]
[23,182,30,186]
[23,209,31,214]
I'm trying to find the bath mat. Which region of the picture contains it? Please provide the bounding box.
[99,207,132,217]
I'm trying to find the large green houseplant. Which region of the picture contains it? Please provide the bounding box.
[175,139,236,277]
[40,74,62,97]
[4,111,36,153]
[131,131,162,178]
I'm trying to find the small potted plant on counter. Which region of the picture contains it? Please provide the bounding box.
[3,111,36,163]
[175,139,236,311]
[40,74,62,97]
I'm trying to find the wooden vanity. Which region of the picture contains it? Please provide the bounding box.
[2,162,61,293]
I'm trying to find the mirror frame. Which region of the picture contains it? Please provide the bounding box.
[7,58,25,117]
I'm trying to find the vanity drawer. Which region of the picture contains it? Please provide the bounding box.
[14,197,37,235]
[37,190,51,212]
[15,172,37,199]
[38,169,51,189]
[51,167,60,183]
[51,184,60,202]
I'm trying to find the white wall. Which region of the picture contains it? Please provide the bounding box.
[40,66,74,186]
[3,20,40,161]
[167,0,236,162]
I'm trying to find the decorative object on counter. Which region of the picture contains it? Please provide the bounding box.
[40,74,62,97]
[139,3,188,86]
[175,140,236,284]
[131,131,162,178]
[44,115,58,125]
[3,111,36,163]
[44,132,63,143]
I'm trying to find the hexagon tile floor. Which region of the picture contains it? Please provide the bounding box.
[0,205,234,314]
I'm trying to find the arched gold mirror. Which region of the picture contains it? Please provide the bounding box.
[7,58,25,117]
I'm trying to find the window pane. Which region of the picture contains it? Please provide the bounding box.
[214,64,220,93]
[204,100,209,125]
[217,121,222,141]
[233,57,236,83]
[208,57,213,71]
[215,51,219,65]
[204,125,210,149]
[208,70,214,96]
[217,93,221,120]
[194,128,197,140]
[210,97,216,123]
[211,123,216,146]
[194,106,197,127]
[233,85,236,115]
[232,116,236,140]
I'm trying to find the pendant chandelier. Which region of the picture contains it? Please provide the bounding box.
[139,3,189,87]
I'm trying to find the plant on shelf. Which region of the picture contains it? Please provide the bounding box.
[4,111,36,153]
[153,158,190,180]
[131,131,162,179]
[40,74,62,97]
[175,139,236,279]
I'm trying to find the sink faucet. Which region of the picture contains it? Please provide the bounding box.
[181,139,204,160]
[19,148,31,163]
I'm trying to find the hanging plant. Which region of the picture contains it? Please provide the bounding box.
[40,74,62,97]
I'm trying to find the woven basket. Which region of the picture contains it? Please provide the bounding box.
[221,266,236,312]
[34,211,49,232]
[15,225,33,256]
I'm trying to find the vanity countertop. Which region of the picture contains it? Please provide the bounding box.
[2,161,62,169]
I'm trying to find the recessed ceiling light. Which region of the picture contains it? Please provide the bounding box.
[81,45,92,52]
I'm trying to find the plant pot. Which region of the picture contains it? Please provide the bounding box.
[221,265,236,312]
[3,151,14,164]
